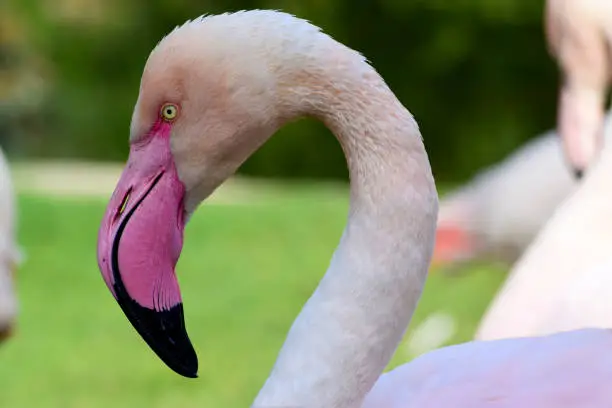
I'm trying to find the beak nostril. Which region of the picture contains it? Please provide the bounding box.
[114,188,133,222]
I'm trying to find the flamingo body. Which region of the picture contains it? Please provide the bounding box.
[364,329,612,407]
[476,140,612,340]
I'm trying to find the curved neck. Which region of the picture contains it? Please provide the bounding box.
[253,56,438,408]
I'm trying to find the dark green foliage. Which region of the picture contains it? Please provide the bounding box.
[6,0,560,182]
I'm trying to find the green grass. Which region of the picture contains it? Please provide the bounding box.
[0,186,507,408]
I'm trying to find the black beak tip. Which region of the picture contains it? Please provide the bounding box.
[113,288,199,378]
[172,361,199,379]
[131,302,199,378]
[132,302,199,378]
[573,167,584,180]
[163,337,199,379]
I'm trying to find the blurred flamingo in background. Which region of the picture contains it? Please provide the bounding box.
[476,0,612,340]
[432,129,577,270]
[432,112,612,271]
[0,146,22,343]
[476,119,612,339]
[434,0,612,271]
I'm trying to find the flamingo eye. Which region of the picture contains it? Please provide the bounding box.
[160,104,178,121]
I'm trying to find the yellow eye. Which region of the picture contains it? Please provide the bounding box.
[160,104,178,121]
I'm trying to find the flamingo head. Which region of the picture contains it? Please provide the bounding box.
[95,11,348,378]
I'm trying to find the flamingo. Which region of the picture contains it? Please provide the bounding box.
[0,147,22,343]
[96,11,612,407]
[433,130,578,269]
[475,0,612,340]
[435,0,612,270]
[433,112,612,270]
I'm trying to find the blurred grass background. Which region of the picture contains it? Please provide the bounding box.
[0,189,505,408]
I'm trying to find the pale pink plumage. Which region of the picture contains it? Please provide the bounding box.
[364,329,612,407]
[476,139,612,340]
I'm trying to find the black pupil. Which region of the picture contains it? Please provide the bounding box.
[166,109,172,115]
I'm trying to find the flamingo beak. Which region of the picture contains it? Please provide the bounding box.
[557,85,605,179]
[96,129,198,378]
[573,168,583,180]
[430,223,475,270]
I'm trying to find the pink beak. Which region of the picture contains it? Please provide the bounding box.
[96,124,198,378]
[557,85,605,179]
[431,223,475,269]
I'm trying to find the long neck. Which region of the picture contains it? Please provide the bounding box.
[253,52,438,408]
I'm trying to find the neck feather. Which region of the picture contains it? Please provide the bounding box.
[253,48,438,408]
